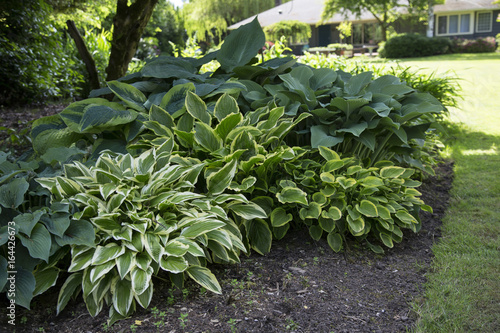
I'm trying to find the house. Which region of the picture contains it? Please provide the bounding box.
[228,0,500,52]
[433,0,500,39]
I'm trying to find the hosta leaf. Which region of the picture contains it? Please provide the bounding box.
[160,82,195,115]
[311,125,344,148]
[55,219,95,247]
[228,202,267,220]
[33,267,59,296]
[395,210,418,224]
[31,115,82,155]
[327,232,343,252]
[112,278,133,317]
[337,122,368,137]
[311,68,337,90]
[376,205,392,220]
[68,248,94,272]
[309,225,323,241]
[144,233,163,263]
[344,71,372,96]
[11,268,36,309]
[270,207,293,227]
[336,176,357,189]
[164,240,189,257]
[186,265,221,294]
[186,91,211,125]
[360,176,384,187]
[107,80,146,111]
[299,202,322,220]
[13,210,44,237]
[176,238,205,257]
[116,251,135,280]
[357,200,378,217]
[135,253,152,271]
[245,219,272,255]
[131,267,152,295]
[366,240,384,254]
[134,284,153,309]
[181,220,225,238]
[41,212,70,238]
[0,177,29,209]
[150,104,175,129]
[92,244,125,266]
[214,93,239,121]
[380,166,406,178]
[319,217,335,233]
[347,216,365,234]
[273,224,290,240]
[229,176,256,192]
[321,206,342,220]
[322,160,344,173]
[380,233,394,248]
[90,261,115,284]
[277,187,308,206]
[318,146,341,162]
[194,122,223,152]
[215,113,243,141]
[206,159,237,195]
[217,17,265,72]
[57,272,83,314]
[19,224,51,262]
[160,256,188,273]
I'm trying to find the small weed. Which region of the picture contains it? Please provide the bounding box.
[227,318,238,333]
[285,318,299,330]
[151,306,159,318]
[102,322,110,332]
[313,257,319,265]
[179,312,189,329]
[20,316,28,324]
[182,288,190,300]
[130,323,137,333]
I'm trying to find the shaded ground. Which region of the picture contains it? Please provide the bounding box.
[0,106,454,333]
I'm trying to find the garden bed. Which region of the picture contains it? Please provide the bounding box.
[0,104,453,332]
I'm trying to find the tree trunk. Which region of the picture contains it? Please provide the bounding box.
[105,0,158,81]
[427,1,435,37]
[66,20,100,91]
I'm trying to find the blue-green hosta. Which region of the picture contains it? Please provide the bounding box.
[37,144,265,323]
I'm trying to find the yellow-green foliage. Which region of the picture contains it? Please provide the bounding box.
[264,20,311,45]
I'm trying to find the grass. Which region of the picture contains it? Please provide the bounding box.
[385,52,500,332]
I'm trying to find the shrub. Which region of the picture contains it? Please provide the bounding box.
[451,37,497,53]
[380,33,452,58]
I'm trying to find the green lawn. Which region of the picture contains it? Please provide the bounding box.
[387,53,500,332]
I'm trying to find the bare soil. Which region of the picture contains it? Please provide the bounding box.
[0,106,454,333]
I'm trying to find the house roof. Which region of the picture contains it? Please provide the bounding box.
[228,0,379,30]
[434,0,500,13]
[229,0,500,30]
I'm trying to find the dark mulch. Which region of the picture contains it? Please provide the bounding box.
[0,107,454,333]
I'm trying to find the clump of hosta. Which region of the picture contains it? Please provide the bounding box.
[269,146,432,253]
[37,143,265,323]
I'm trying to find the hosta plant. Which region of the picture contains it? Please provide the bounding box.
[37,145,265,323]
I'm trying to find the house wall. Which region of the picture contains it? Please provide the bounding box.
[434,9,500,40]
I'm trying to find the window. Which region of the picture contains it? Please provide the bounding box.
[436,13,472,35]
[476,12,492,32]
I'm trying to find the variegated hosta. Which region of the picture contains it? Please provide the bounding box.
[269,146,432,253]
[37,144,264,323]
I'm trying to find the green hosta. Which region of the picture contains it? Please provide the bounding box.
[37,145,258,323]
[0,148,93,309]
[269,146,432,253]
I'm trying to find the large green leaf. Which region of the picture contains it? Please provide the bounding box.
[311,125,344,148]
[160,82,196,115]
[327,232,343,252]
[186,91,211,125]
[30,115,82,155]
[357,200,378,217]
[10,268,36,309]
[270,207,293,227]
[57,272,83,314]
[180,220,226,238]
[217,17,265,72]
[277,187,308,206]
[228,202,268,220]
[112,278,134,317]
[18,224,51,262]
[194,122,223,152]
[13,210,44,236]
[186,265,221,294]
[206,159,237,195]
[215,113,243,141]
[0,178,29,209]
[246,219,272,255]
[107,81,147,112]
[131,267,152,295]
[141,56,198,80]
[60,99,138,134]
[345,71,373,96]
[214,93,239,121]
[55,219,95,247]
[33,267,59,297]
[92,244,125,266]
[160,256,188,273]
